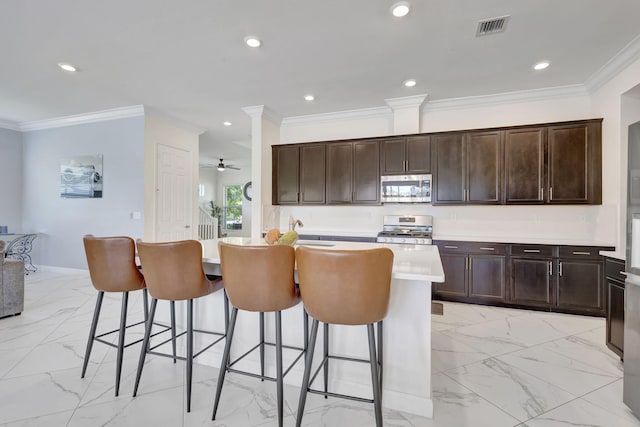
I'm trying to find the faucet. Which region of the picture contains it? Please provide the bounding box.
[289,216,304,231]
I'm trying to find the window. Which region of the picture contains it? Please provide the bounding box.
[223,185,243,230]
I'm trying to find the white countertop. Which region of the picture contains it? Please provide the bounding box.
[433,234,616,248]
[200,237,444,283]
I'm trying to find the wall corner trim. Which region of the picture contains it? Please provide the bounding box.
[384,94,429,110]
[0,118,20,131]
[19,105,145,131]
[242,105,282,124]
[282,105,392,126]
[585,33,640,94]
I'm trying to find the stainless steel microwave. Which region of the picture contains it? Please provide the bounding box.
[380,174,432,203]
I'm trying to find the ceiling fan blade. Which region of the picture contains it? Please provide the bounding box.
[226,165,241,170]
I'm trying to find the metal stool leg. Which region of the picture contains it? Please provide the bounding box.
[303,309,309,352]
[170,301,177,364]
[133,298,157,397]
[323,322,329,398]
[275,311,284,427]
[260,311,265,380]
[377,320,383,396]
[186,299,194,412]
[143,288,149,322]
[368,324,383,427]
[115,291,129,396]
[296,318,319,427]
[212,307,239,420]
[81,291,104,378]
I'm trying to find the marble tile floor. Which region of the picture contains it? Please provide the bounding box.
[0,270,639,426]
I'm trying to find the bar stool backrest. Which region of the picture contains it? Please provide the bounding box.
[83,235,145,293]
[296,246,394,325]
[137,239,220,301]
[219,242,297,312]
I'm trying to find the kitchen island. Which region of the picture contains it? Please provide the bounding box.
[176,238,444,418]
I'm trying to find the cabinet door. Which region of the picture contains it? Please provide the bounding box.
[272,145,299,204]
[469,255,506,301]
[557,259,604,312]
[406,136,431,173]
[607,280,625,358]
[326,142,353,204]
[466,131,503,204]
[434,253,467,298]
[299,144,326,204]
[548,123,589,203]
[505,128,546,204]
[380,138,406,174]
[510,258,553,306]
[353,140,380,204]
[432,133,465,204]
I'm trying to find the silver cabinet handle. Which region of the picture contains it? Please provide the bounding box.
[524,249,541,253]
[480,247,495,251]
[444,245,459,249]
[548,261,552,276]
[550,187,553,200]
[572,251,591,256]
[559,261,563,276]
[540,187,544,200]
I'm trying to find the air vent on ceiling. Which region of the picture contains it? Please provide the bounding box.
[476,15,510,37]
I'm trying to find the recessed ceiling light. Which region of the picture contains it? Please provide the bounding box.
[533,61,550,70]
[391,2,410,17]
[244,36,262,48]
[223,121,232,126]
[57,62,77,72]
[304,94,315,101]
[404,79,417,87]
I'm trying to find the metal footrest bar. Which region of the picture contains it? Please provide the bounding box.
[146,327,226,361]
[306,353,378,404]
[93,321,171,349]
[307,388,373,404]
[227,340,306,381]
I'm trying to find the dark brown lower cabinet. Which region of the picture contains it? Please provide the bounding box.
[434,240,610,316]
[510,257,553,307]
[433,242,506,303]
[605,257,625,358]
[557,259,604,313]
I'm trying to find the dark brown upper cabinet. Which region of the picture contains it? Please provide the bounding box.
[548,121,602,204]
[505,127,546,204]
[432,131,502,205]
[272,143,325,205]
[327,140,380,204]
[380,136,430,175]
[272,145,300,204]
[504,120,602,205]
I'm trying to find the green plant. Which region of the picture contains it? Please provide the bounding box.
[209,201,222,220]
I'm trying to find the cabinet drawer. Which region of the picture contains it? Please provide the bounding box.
[434,241,506,255]
[605,258,626,282]
[511,244,555,257]
[558,246,602,259]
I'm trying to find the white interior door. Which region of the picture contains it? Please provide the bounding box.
[156,143,192,241]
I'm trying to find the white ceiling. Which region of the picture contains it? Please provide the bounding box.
[2,0,640,166]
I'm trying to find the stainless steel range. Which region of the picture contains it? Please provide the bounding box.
[376,215,433,245]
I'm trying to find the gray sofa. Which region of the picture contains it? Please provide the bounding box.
[1,240,24,317]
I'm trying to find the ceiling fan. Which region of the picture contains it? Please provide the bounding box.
[202,158,240,171]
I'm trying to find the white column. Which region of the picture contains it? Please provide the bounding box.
[242,105,282,239]
[384,94,428,135]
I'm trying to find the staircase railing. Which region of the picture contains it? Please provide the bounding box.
[198,206,218,240]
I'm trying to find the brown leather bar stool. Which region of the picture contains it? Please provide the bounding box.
[295,246,394,427]
[82,235,160,397]
[133,239,227,412]
[212,242,307,427]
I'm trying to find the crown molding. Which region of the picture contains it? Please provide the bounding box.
[585,34,640,94]
[384,94,429,110]
[143,107,205,135]
[242,105,282,124]
[19,105,145,131]
[282,105,392,126]
[0,118,20,131]
[424,84,588,112]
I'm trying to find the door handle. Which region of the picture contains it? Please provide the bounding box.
[524,249,541,253]
[444,245,459,249]
[550,187,553,200]
[572,251,591,256]
[558,261,563,276]
[548,261,552,276]
[185,225,191,229]
[479,247,495,251]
